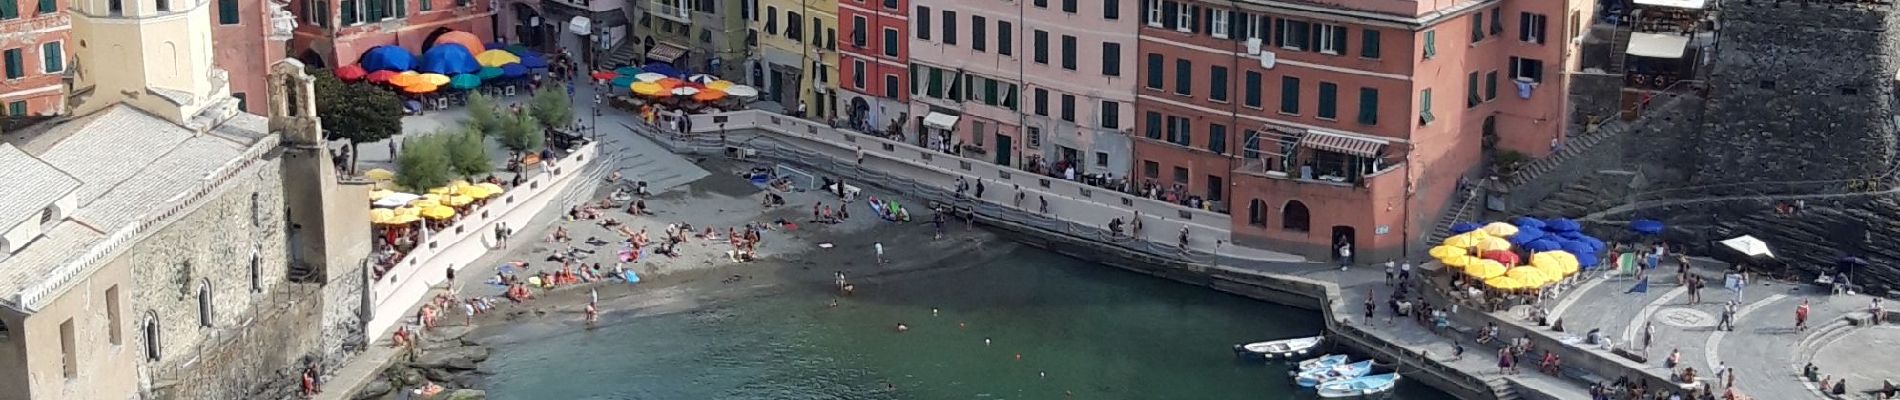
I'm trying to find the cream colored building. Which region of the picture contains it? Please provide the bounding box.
[750,0,840,120]
[0,0,369,398]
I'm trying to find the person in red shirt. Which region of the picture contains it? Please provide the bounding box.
[1797,299,1812,332]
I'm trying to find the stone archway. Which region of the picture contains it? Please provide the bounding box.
[297,49,327,69]
[1282,200,1311,232]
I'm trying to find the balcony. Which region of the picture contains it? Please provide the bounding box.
[1232,130,1402,189]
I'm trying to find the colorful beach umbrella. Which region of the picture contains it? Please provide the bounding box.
[614,66,643,77]
[686,74,718,84]
[630,82,666,96]
[366,70,398,84]
[369,208,396,223]
[1449,221,1484,235]
[1439,254,1478,268]
[419,73,452,86]
[723,85,759,97]
[1485,276,1534,290]
[419,43,480,75]
[403,83,439,94]
[1505,267,1553,285]
[477,66,504,80]
[1476,237,1512,252]
[610,75,638,88]
[430,31,486,55]
[500,63,529,78]
[368,188,395,201]
[476,182,505,194]
[1465,259,1508,279]
[634,72,667,82]
[692,89,726,102]
[1482,222,1519,237]
[420,205,457,220]
[360,45,416,72]
[335,64,368,81]
[449,74,481,90]
[1429,245,1467,259]
[669,86,700,96]
[444,194,475,207]
[517,53,549,70]
[389,71,422,87]
[706,80,735,90]
[591,70,619,80]
[475,49,521,67]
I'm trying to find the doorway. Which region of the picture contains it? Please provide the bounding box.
[995,133,1012,166]
[1331,226,1356,262]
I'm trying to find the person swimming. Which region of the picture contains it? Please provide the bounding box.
[896,323,909,332]
[932,308,940,316]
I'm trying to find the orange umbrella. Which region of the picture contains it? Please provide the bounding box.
[389,71,422,87]
[656,78,684,89]
[692,89,727,102]
[431,31,486,54]
[403,83,439,94]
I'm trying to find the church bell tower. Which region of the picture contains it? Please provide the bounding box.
[68,0,235,124]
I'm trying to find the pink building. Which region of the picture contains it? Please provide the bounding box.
[1017,0,1138,178]
[288,0,496,68]
[0,0,70,116]
[905,0,1024,163]
[838,0,907,134]
[1131,0,1591,260]
[212,0,291,115]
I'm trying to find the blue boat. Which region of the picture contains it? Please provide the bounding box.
[1296,360,1371,387]
[1297,354,1349,372]
[1317,373,1400,398]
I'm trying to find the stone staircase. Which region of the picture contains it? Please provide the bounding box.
[603,40,643,69]
[1504,95,1684,188]
[1486,378,1522,400]
[1426,187,1486,244]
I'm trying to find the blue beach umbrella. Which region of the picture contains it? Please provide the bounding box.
[1545,218,1581,232]
[1525,239,1563,253]
[518,53,549,71]
[1508,228,1546,245]
[1580,236,1607,253]
[418,43,480,75]
[1629,219,1664,235]
[1557,230,1585,240]
[641,62,685,77]
[500,63,530,78]
[1561,241,1596,258]
[1449,222,1483,235]
[1513,216,1546,228]
[360,45,416,72]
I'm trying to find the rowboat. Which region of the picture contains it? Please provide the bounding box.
[1296,360,1372,387]
[1317,373,1400,398]
[1233,335,1324,359]
[1297,354,1349,371]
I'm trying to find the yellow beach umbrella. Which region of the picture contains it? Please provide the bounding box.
[390,71,422,87]
[368,188,395,201]
[420,205,457,220]
[393,206,421,219]
[1485,276,1533,290]
[419,73,452,86]
[458,184,494,199]
[1482,222,1519,237]
[476,49,522,67]
[1438,254,1478,268]
[1464,259,1508,279]
[1443,233,1487,249]
[409,198,440,209]
[369,208,396,224]
[427,186,453,195]
[1530,252,1580,274]
[631,82,667,96]
[1429,245,1467,259]
[1476,236,1513,252]
[364,168,396,181]
[707,80,735,90]
[1505,267,1553,285]
[476,182,505,194]
[444,194,475,207]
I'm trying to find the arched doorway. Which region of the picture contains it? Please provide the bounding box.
[849,97,870,131]
[1281,200,1311,232]
[1331,226,1356,262]
[297,49,326,69]
[512,3,546,47]
[1481,115,1498,151]
[1247,199,1268,226]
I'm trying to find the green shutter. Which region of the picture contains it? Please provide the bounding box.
[7,101,24,116]
[394,0,405,18]
[1467,72,1480,107]
[1485,71,1498,100]
[1360,29,1380,58]
[1419,89,1434,124]
[1318,83,1337,119]
[1423,30,1437,58]
[1357,88,1378,125]
[3,49,21,79]
[219,0,239,24]
[420,0,431,11]
[37,0,53,14]
[0,0,18,19]
[41,42,60,73]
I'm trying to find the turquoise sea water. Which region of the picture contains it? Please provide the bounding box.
[479,247,1455,400]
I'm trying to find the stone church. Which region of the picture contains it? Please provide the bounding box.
[0,0,371,397]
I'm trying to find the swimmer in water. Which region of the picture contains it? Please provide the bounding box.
[932,308,940,316]
[984,338,991,346]
[1040,371,1047,379]
[828,298,839,308]
[959,322,967,329]
[896,323,909,332]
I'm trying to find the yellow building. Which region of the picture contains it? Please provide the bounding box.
[749,0,839,121]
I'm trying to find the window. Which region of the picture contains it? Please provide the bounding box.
[1317,82,1337,119]
[1360,29,1381,58]
[418,0,430,12]
[1167,116,1191,146]
[1493,8,1504,35]
[1422,30,1436,58]
[1471,12,1485,42]
[1510,57,1544,83]
[1034,0,1045,8]
[1028,127,1043,148]
[1243,71,1261,108]
[1208,123,1227,154]
[1485,71,1498,101]
[1062,0,1075,13]
[916,6,930,39]
[105,285,122,345]
[853,59,866,89]
[1210,9,1228,38]
[197,280,213,328]
[973,15,988,52]
[1143,160,1159,178]
[942,11,956,45]
[2,48,21,79]
[1315,24,1346,55]
[1248,199,1267,225]
[852,16,867,47]
[0,319,8,343]
[1032,30,1048,64]
[60,319,76,378]
[37,0,51,14]
[1060,94,1075,122]
[233,92,248,112]
[109,0,121,15]
[142,312,161,361]
[883,0,894,8]
[1279,76,1300,114]
[1104,0,1118,19]
[1100,100,1120,129]
[157,0,169,12]
[1101,42,1120,76]
[1060,35,1077,70]
[885,74,899,98]
[5,101,22,116]
[765,6,778,34]
[827,28,837,51]
[1242,130,1262,159]
[1358,88,1378,125]
[1279,20,1309,50]
[1172,167,1188,186]
[1466,71,1480,107]
[785,12,802,40]
[1242,13,1264,40]
[1033,88,1048,116]
[1209,65,1228,102]
[1173,59,1191,96]
[741,0,751,20]
[1175,2,1190,32]
[1418,88,1434,125]
[250,192,262,226]
[1096,152,1109,167]
[999,21,1013,56]
[1146,0,1160,26]
[249,252,262,292]
[1519,13,1547,44]
[884,28,899,57]
[1145,111,1162,139]
[1145,53,1163,89]
[1282,200,1310,231]
[41,42,61,73]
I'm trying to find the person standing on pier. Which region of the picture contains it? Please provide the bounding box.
[1363,290,1378,323]
[875,242,886,264]
[1796,299,1811,332]
[1337,243,1353,271]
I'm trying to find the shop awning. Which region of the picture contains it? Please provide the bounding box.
[1298,130,1387,157]
[1625,33,1691,59]
[647,42,689,62]
[1634,0,1706,9]
[569,16,593,33]
[923,112,961,130]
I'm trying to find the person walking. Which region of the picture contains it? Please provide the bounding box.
[874,242,886,264]
[1363,290,1377,323]
[1796,299,1812,332]
[1337,243,1353,271]
[1717,301,1736,331]
[1399,260,1413,283]
[1384,260,1397,285]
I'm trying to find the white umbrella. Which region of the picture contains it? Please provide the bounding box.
[670,87,701,96]
[634,72,668,82]
[724,85,759,97]
[687,74,718,84]
[1719,235,1774,258]
[372,192,421,208]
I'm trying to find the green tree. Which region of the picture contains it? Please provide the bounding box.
[312,71,403,173]
[464,92,500,136]
[529,86,574,132]
[396,134,453,191]
[445,129,493,178]
[497,113,545,159]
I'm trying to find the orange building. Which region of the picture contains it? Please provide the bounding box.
[212,0,293,115]
[1132,0,1590,261]
[287,0,496,69]
[0,0,71,116]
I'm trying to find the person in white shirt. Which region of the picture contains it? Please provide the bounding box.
[1338,244,1353,271]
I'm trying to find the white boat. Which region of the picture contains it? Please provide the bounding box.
[1317,373,1400,398]
[1234,335,1324,359]
[1297,354,1349,371]
[1296,360,1372,387]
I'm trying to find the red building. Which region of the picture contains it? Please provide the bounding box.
[836,0,906,133]
[212,0,292,115]
[0,0,71,116]
[288,0,496,69]
[1133,0,1589,260]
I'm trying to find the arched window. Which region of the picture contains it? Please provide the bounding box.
[142,312,161,361]
[196,280,213,328]
[1282,200,1311,232]
[249,252,262,293]
[1247,199,1268,226]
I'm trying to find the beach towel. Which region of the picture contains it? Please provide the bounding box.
[1626,277,1649,294]
[623,270,641,284]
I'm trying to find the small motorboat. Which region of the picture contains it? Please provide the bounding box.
[1317,373,1400,398]
[1296,360,1372,387]
[1234,335,1324,359]
[1297,354,1350,372]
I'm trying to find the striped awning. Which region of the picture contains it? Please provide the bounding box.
[1299,130,1387,157]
